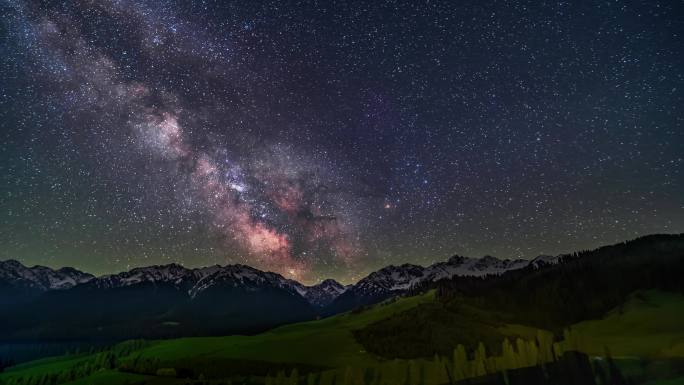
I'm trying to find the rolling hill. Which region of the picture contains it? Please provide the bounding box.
[1,287,683,384]
[1,234,683,384]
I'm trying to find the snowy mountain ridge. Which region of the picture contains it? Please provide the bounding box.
[0,252,560,307]
[0,259,94,290]
[298,279,350,307]
[344,254,553,299]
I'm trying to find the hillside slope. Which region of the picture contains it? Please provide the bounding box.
[1,289,684,384]
[352,234,684,359]
[0,291,437,384]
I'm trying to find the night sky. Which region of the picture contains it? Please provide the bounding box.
[1,1,682,284]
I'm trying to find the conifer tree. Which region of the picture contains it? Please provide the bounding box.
[307,372,317,385]
[473,343,487,377]
[368,365,381,385]
[452,345,468,380]
[552,342,563,360]
[423,354,444,385]
[408,360,421,385]
[515,339,529,367]
[536,330,555,364]
[275,370,287,385]
[563,328,580,352]
[527,339,538,367]
[318,370,335,385]
[438,356,450,384]
[377,362,392,385]
[289,368,299,385]
[341,366,351,385]
[501,338,517,370]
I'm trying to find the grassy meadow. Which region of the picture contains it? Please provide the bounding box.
[1,289,683,384]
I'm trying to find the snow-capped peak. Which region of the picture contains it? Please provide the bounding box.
[349,264,426,296]
[530,255,562,269]
[188,264,303,298]
[425,254,529,282]
[298,279,348,307]
[345,255,533,299]
[2,251,566,308]
[89,263,195,289]
[0,259,94,290]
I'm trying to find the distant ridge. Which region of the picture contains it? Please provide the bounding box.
[1,233,680,340]
[0,248,554,308]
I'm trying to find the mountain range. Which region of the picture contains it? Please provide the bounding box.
[0,251,558,310]
[0,235,683,341]
[1,234,682,383]
[0,259,94,292]
[0,249,561,340]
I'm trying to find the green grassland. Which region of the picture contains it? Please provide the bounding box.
[2,289,683,384]
[0,292,437,384]
[134,290,437,370]
[565,290,684,358]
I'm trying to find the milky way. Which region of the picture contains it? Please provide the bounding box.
[1,0,682,283]
[2,0,364,282]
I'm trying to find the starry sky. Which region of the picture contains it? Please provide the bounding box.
[1,0,682,284]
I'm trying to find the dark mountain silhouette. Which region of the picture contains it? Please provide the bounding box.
[353,233,684,359]
[2,233,681,344]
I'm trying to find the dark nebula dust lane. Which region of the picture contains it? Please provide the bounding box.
[1,0,682,284]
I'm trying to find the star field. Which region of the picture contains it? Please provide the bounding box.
[1,0,682,284]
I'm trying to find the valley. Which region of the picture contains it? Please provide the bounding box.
[1,234,683,384]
